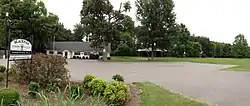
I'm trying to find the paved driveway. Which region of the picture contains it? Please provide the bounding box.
[1,59,250,106]
[67,60,250,106]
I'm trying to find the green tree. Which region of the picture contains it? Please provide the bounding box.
[136,0,176,59]
[0,0,67,52]
[186,41,202,57]
[223,43,232,58]
[112,15,135,54]
[115,42,132,56]
[171,23,191,57]
[80,0,131,60]
[72,23,90,41]
[232,34,249,58]
[193,36,213,57]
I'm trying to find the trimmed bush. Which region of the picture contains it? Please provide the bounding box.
[82,74,96,89]
[70,84,83,99]
[88,78,107,96]
[11,53,70,88]
[0,73,4,82]
[0,65,6,73]
[28,82,40,97]
[0,88,20,106]
[112,74,124,82]
[104,81,129,105]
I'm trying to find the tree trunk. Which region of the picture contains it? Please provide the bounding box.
[102,41,107,61]
[151,44,154,60]
[102,42,111,61]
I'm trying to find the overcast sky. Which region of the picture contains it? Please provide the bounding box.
[43,0,250,44]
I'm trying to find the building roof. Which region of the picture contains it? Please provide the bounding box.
[137,48,167,52]
[48,41,101,52]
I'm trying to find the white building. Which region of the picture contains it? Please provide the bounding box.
[46,42,101,59]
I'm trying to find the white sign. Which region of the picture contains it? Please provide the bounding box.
[9,55,32,60]
[10,39,32,60]
[10,39,32,51]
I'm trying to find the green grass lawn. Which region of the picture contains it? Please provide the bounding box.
[111,57,250,72]
[134,82,209,106]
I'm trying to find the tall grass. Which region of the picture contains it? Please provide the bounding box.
[16,85,108,106]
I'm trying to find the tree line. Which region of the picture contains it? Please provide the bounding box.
[77,0,250,59]
[1,0,249,59]
[0,0,75,52]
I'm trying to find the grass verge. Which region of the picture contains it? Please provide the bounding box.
[134,82,209,106]
[110,57,250,72]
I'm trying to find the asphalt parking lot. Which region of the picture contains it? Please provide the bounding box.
[1,59,250,106]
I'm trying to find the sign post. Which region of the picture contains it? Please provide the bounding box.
[6,39,32,88]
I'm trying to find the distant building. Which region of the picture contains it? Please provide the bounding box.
[46,41,101,59]
[137,48,167,57]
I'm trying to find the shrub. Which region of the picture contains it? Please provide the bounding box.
[104,81,129,105]
[28,82,40,97]
[112,74,124,82]
[0,73,4,82]
[70,84,83,99]
[0,65,6,73]
[0,88,20,106]
[8,68,16,76]
[45,84,57,92]
[11,53,70,88]
[88,78,107,96]
[82,74,96,89]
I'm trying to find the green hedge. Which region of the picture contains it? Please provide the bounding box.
[104,81,129,105]
[0,88,20,106]
[82,74,129,105]
[82,74,96,89]
[88,78,107,96]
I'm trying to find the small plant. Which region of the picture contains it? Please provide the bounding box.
[0,65,6,73]
[82,74,96,89]
[28,82,40,97]
[112,74,124,82]
[88,78,107,96]
[70,84,83,99]
[45,84,57,92]
[0,88,20,105]
[30,85,108,106]
[104,81,129,105]
[0,73,4,82]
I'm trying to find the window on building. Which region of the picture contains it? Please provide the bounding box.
[85,52,90,55]
[75,52,80,55]
[58,52,63,55]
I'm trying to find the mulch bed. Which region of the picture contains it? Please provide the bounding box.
[5,82,142,106]
[125,84,141,106]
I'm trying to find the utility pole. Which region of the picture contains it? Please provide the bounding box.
[53,35,55,53]
[4,12,9,59]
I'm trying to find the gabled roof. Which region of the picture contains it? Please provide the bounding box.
[48,41,101,52]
